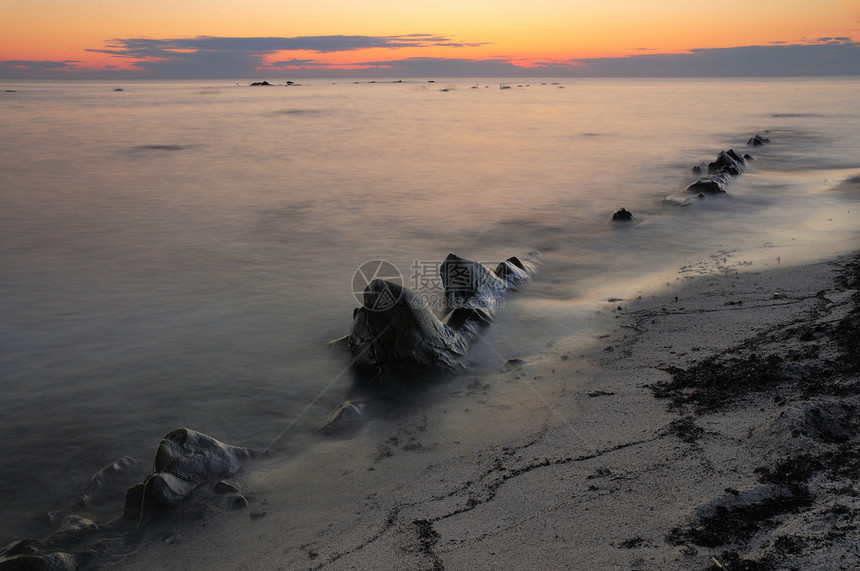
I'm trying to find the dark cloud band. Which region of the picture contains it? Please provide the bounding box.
[1,36,858,78]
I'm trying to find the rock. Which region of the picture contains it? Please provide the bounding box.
[347,254,534,377]
[213,481,239,495]
[441,254,504,310]
[249,81,272,86]
[318,401,366,434]
[440,254,534,310]
[685,173,733,194]
[0,539,50,558]
[611,208,634,221]
[80,457,141,511]
[227,495,249,510]
[685,149,746,194]
[139,429,252,513]
[707,149,746,176]
[349,280,469,374]
[747,134,770,146]
[1,430,252,570]
[491,256,534,291]
[0,551,80,571]
[121,483,145,522]
[0,539,85,570]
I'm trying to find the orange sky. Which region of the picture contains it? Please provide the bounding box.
[2,0,859,74]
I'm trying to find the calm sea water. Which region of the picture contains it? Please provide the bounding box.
[1,77,859,544]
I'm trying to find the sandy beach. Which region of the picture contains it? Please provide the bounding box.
[46,249,846,571]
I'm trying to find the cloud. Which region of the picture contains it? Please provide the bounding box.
[0,60,79,73]
[569,40,860,77]
[86,34,484,59]
[341,56,532,77]
[71,34,490,78]
[1,36,858,78]
[342,40,860,78]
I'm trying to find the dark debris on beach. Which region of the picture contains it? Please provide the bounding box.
[652,256,860,414]
[652,254,860,570]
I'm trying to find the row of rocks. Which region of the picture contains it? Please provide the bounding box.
[344,134,772,381]
[686,148,749,194]
[686,133,770,195]
[610,132,773,220]
[249,80,299,86]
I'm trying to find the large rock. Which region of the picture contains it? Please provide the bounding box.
[138,429,252,513]
[348,254,533,377]
[348,280,469,374]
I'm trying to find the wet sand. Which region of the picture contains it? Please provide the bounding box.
[100,251,859,570]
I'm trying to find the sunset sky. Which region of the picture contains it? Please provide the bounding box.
[2,0,859,78]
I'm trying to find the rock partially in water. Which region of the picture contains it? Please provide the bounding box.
[685,148,747,194]
[685,171,734,194]
[707,149,746,176]
[611,208,635,221]
[80,456,142,512]
[492,256,533,291]
[747,134,771,146]
[139,429,252,514]
[0,429,252,570]
[349,280,469,374]
[347,254,534,378]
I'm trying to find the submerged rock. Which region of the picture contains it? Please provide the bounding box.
[80,456,142,511]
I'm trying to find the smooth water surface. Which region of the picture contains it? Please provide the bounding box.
[1,77,859,544]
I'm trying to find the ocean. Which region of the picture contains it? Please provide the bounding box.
[1,77,858,545]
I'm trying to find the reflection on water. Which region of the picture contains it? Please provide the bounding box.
[0,77,859,544]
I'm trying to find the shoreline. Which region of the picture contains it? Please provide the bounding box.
[96,250,859,570]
